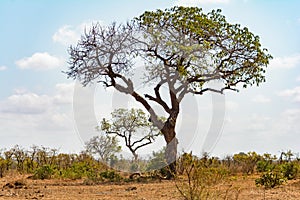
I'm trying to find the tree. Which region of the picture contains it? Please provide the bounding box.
[101,108,160,161]
[66,6,272,177]
[85,134,121,164]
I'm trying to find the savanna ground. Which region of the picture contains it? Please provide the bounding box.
[1,173,300,200]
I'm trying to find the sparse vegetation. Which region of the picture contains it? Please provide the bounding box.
[1,145,300,199]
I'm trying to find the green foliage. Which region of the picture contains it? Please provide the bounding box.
[255,171,286,189]
[256,153,276,173]
[136,6,272,91]
[256,160,275,173]
[100,170,122,182]
[280,162,299,180]
[59,162,89,180]
[101,108,161,161]
[146,148,167,171]
[33,165,55,180]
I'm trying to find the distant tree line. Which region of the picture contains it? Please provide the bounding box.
[0,143,299,184]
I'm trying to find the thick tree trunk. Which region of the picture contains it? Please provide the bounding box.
[162,125,178,179]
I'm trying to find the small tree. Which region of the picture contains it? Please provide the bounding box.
[101,108,160,161]
[85,134,121,164]
[11,145,27,172]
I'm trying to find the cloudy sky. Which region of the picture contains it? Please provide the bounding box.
[0,0,300,158]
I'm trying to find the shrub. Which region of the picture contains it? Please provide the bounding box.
[255,171,286,189]
[59,162,95,180]
[100,170,122,182]
[0,158,7,178]
[280,162,299,180]
[33,165,54,180]
[175,153,229,200]
[256,160,275,173]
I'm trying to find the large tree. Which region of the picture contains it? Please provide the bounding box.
[66,7,272,177]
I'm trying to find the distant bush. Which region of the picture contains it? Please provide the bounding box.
[280,162,299,180]
[100,170,122,182]
[33,165,55,180]
[255,171,286,189]
[256,160,275,173]
[0,158,6,178]
[146,148,167,171]
[233,152,261,174]
[60,162,90,180]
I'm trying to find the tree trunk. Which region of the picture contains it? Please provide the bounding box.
[162,125,178,179]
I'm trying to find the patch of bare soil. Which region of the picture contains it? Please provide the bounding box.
[0,174,300,200]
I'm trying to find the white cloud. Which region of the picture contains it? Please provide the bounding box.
[252,94,271,103]
[0,65,7,71]
[15,52,64,70]
[52,25,80,46]
[297,76,300,82]
[272,109,300,136]
[53,83,75,104]
[0,83,81,151]
[0,82,75,115]
[278,86,300,102]
[247,114,271,131]
[1,92,52,114]
[270,53,300,69]
[53,21,101,46]
[175,0,230,6]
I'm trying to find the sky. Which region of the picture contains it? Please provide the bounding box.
[0,0,300,158]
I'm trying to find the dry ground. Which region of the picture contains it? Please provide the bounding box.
[1,174,300,200]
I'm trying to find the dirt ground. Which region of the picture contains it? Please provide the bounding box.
[1,174,300,200]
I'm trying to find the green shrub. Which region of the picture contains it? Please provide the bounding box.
[0,158,7,178]
[33,165,54,180]
[100,170,122,182]
[255,171,286,189]
[280,162,298,180]
[59,162,91,180]
[256,160,275,173]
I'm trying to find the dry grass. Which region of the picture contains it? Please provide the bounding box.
[0,174,300,199]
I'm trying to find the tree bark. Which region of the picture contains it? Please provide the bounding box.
[162,123,178,179]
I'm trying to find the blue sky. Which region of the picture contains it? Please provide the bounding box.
[0,0,300,158]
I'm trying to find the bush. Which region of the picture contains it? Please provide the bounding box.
[59,162,98,180]
[175,153,229,200]
[33,165,54,180]
[280,162,299,180]
[0,158,6,178]
[100,170,122,182]
[255,171,286,189]
[256,160,275,173]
